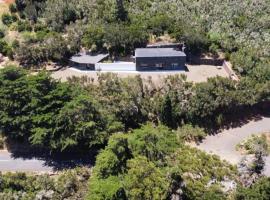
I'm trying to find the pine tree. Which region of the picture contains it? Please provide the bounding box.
[160,95,174,128]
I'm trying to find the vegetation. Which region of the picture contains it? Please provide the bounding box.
[0,66,269,153]
[0,0,269,199]
[236,133,270,156]
[0,66,122,152]
[0,135,4,149]
[235,177,270,200]
[88,124,237,200]
[0,167,91,199]
[0,0,267,75]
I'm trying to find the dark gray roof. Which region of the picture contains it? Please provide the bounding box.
[70,53,109,64]
[135,48,186,58]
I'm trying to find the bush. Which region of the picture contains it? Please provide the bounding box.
[0,168,91,199]
[33,23,48,32]
[5,46,14,60]
[17,20,32,32]
[0,40,9,54]
[9,4,17,13]
[237,134,270,156]
[0,136,4,149]
[236,177,270,200]
[0,29,5,39]
[176,124,206,143]
[11,40,20,49]
[1,13,18,26]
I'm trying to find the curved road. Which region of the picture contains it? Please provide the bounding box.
[0,150,94,172]
[0,117,269,173]
[0,150,53,172]
[196,117,270,176]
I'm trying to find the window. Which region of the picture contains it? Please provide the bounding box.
[172,63,179,67]
[141,63,148,67]
[156,63,163,69]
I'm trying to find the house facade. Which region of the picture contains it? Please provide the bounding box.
[69,48,186,71]
[135,48,186,71]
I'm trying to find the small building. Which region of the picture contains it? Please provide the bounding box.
[69,53,109,70]
[135,48,186,71]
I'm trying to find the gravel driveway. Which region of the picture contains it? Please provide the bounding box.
[52,65,229,84]
[195,117,270,176]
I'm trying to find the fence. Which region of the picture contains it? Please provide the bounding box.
[223,61,239,81]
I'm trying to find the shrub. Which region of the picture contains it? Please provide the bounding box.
[0,40,9,54]
[2,13,18,26]
[9,4,17,13]
[0,29,5,39]
[5,46,14,60]
[11,40,20,49]
[0,136,4,149]
[236,134,270,155]
[176,124,206,143]
[236,177,270,199]
[17,20,32,32]
[88,176,126,200]
[2,13,14,26]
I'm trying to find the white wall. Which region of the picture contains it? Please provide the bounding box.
[95,62,136,71]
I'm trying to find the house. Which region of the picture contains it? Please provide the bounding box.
[69,48,186,71]
[69,52,109,70]
[135,48,186,71]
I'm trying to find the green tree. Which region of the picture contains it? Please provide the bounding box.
[89,176,126,200]
[160,94,174,128]
[128,124,179,164]
[123,156,168,200]
[31,94,107,151]
[0,66,32,140]
[176,124,206,143]
[82,25,105,51]
[93,134,132,179]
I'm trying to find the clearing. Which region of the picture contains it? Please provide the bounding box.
[52,64,229,83]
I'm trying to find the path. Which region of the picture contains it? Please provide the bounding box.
[0,150,53,172]
[52,65,229,84]
[196,117,270,176]
[0,150,94,172]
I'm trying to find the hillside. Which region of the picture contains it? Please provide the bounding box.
[0,1,269,200]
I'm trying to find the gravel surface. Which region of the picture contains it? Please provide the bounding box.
[0,150,53,172]
[52,65,229,83]
[195,117,270,176]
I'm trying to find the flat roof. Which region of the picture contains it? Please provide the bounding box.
[135,48,186,58]
[70,53,109,64]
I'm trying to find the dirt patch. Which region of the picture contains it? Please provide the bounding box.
[3,0,15,4]
[52,64,229,84]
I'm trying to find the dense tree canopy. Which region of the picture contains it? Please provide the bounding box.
[88,124,237,200]
[0,1,270,199]
[0,66,123,151]
[0,66,269,151]
[0,0,266,76]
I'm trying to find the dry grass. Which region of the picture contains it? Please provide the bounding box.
[4,0,15,4]
[0,1,22,43]
[0,1,9,28]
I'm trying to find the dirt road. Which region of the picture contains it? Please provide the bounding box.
[196,117,270,176]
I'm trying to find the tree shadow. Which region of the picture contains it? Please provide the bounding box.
[5,142,99,171]
[206,102,270,135]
